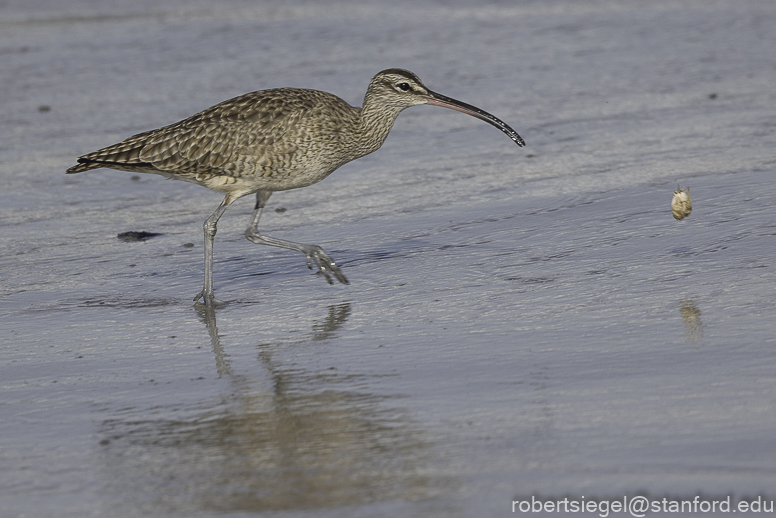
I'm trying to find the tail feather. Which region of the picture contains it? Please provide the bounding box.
[66,160,102,174]
[66,140,149,174]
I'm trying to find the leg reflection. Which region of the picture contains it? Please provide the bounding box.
[197,306,232,377]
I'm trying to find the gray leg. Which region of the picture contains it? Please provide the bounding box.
[245,190,349,285]
[194,197,231,308]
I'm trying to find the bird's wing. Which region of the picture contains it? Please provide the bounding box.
[76,89,328,175]
[141,90,318,170]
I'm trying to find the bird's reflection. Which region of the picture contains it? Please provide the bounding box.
[311,303,352,341]
[97,303,447,515]
[679,299,703,346]
[199,306,232,377]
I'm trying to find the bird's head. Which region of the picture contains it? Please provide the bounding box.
[366,68,525,147]
[366,68,433,110]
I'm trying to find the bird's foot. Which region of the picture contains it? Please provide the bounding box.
[304,245,349,285]
[193,289,226,308]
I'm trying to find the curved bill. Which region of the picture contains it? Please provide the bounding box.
[424,90,525,147]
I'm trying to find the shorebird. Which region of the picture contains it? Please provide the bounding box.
[67,69,525,307]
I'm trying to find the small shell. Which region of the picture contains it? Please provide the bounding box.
[671,185,692,220]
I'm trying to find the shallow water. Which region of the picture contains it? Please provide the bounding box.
[2,1,776,517]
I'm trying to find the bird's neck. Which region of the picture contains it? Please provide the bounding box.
[355,96,404,156]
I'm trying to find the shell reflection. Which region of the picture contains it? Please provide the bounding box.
[679,299,703,345]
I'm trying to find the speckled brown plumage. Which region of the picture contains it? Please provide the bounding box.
[69,89,365,197]
[67,68,524,307]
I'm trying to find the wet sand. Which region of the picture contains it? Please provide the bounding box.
[2,1,775,516]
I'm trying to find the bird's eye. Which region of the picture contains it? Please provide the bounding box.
[398,83,410,91]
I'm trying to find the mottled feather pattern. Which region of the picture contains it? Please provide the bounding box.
[67,88,361,191]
